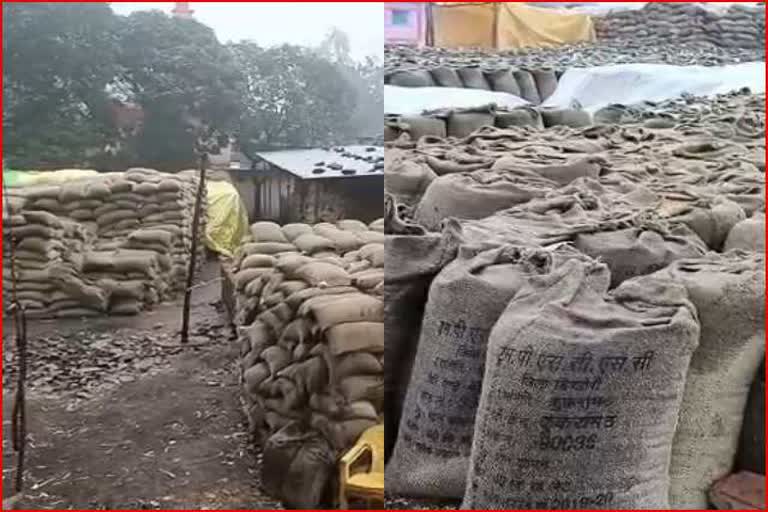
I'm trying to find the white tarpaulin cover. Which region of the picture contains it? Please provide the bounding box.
[385,85,529,116]
[543,62,766,112]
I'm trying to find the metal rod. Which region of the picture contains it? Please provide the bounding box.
[3,178,28,494]
[181,153,207,344]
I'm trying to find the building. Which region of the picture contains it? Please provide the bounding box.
[171,2,195,19]
[385,3,426,46]
[227,146,384,224]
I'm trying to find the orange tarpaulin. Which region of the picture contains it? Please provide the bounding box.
[433,2,596,49]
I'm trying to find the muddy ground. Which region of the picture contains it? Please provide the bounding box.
[2,261,282,510]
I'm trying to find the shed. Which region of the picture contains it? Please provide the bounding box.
[228,146,384,225]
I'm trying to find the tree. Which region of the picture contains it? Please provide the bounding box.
[115,10,243,170]
[230,42,357,154]
[2,3,121,168]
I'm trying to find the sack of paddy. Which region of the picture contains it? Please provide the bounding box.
[250,221,289,243]
[401,116,448,140]
[667,197,746,251]
[262,422,336,509]
[295,261,352,287]
[299,292,383,331]
[530,68,559,102]
[430,67,463,88]
[495,107,543,129]
[724,212,765,252]
[414,169,557,231]
[446,107,495,138]
[336,219,368,233]
[312,225,362,252]
[293,233,336,255]
[540,108,593,128]
[456,67,490,90]
[281,223,313,242]
[573,219,708,288]
[484,68,521,96]
[386,244,567,499]
[387,69,435,88]
[385,150,438,205]
[512,69,541,104]
[462,258,700,510]
[649,252,766,509]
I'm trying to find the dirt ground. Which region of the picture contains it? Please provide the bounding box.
[2,261,283,510]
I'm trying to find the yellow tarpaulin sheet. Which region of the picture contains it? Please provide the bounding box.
[433,2,595,49]
[205,180,249,258]
[434,3,496,49]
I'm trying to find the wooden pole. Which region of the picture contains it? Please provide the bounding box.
[180,153,207,344]
[3,179,28,496]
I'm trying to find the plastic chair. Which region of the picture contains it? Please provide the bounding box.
[338,423,384,509]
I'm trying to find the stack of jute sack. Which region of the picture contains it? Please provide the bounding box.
[384,39,765,74]
[595,2,764,50]
[386,90,765,227]
[386,66,562,105]
[229,218,384,505]
[384,95,765,508]
[2,169,207,318]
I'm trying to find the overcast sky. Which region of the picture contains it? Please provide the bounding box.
[110,2,384,61]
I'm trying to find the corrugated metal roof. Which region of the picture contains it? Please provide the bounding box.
[255,146,385,180]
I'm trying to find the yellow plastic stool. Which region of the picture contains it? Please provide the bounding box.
[338,424,384,509]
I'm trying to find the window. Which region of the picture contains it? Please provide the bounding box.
[391,9,410,26]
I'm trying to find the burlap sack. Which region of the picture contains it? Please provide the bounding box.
[386,245,557,499]
[485,69,521,96]
[457,67,490,90]
[251,221,290,243]
[385,154,438,205]
[463,259,700,510]
[574,223,708,288]
[400,116,448,140]
[414,169,556,231]
[724,212,765,252]
[388,69,436,87]
[384,199,461,461]
[447,110,495,138]
[495,107,543,129]
[512,69,541,104]
[530,68,558,101]
[262,422,335,509]
[430,67,464,88]
[657,252,766,509]
[540,108,593,128]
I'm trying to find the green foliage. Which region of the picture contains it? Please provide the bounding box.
[231,42,357,153]
[3,7,382,170]
[3,3,120,168]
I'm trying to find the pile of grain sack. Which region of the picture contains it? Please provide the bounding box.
[385,39,765,74]
[2,169,207,318]
[384,87,765,508]
[595,2,765,50]
[228,218,384,507]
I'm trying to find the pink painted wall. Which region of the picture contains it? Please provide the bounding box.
[385,2,425,46]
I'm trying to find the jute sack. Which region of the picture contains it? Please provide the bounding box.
[385,154,438,205]
[463,259,699,510]
[384,197,461,461]
[530,68,558,101]
[574,222,708,288]
[485,69,521,96]
[430,67,463,88]
[457,67,490,90]
[388,69,436,87]
[512,69,541,104]
[262,422,335,509]
[723,212,765,252]
[414,169,556,231]
[657,252,766,509]
[386,245,559,499]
